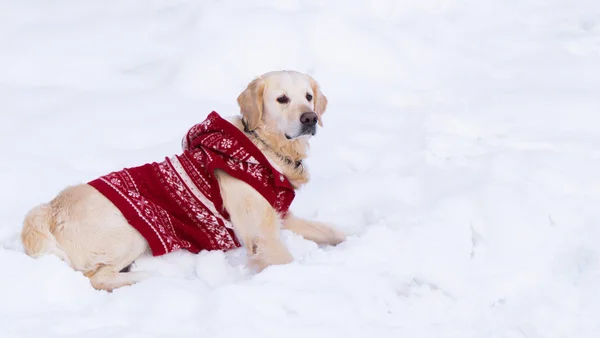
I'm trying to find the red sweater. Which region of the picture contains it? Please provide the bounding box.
[88,111,296,256]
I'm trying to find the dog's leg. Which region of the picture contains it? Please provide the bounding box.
[87,268,151,292]
[216,171,293,271]
[282,212,346,245]
[85,237,150,292]
[42,184,153,292]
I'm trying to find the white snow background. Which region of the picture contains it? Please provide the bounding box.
[1,0,599,337]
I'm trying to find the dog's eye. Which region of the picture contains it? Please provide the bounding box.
[276,95,289,104]
[306,93,313,101]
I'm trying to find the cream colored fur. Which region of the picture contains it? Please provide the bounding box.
[20,70,345,292]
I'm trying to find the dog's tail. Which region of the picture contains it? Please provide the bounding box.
[21,203,71,265]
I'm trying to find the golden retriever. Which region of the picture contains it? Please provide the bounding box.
[20,70,345,291]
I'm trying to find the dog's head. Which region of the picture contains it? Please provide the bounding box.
[237,70,328,140]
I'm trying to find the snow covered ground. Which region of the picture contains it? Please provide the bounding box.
[1,0,600,337]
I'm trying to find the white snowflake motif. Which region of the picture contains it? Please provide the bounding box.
[249,167,263,181]
[220,138,233,149]
[127,190,140,199]
[227,158,243,171]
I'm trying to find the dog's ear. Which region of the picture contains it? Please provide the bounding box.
[310,77,328,127]
[237,77,265,131]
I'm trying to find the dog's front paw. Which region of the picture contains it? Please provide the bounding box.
[249,238,294,272]
[327,226,346,246]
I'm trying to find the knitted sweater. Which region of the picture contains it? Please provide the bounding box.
[88,111,295,256]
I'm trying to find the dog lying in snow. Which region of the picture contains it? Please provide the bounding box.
[20,70,346,291]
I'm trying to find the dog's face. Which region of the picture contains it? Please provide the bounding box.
[237,70,328,139]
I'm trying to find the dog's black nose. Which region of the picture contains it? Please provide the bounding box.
[300,112,318,126]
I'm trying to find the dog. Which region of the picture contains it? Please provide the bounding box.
[20,70,345,292]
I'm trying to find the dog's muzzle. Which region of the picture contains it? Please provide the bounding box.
[299,111,318,136]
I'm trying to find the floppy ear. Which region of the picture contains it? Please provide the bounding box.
[237,77,265,131]
[310,77,328,127]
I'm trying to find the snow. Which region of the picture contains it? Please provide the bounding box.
[1,0,599,337]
